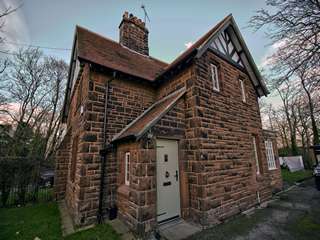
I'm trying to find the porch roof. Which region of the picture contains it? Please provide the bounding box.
[111,87,186,143]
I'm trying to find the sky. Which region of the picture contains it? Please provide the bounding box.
[1,0,273,64]
[0,0,280,118]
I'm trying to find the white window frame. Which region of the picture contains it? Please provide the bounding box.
[125,152,130,185]
[211,64,220,92]
[253,136,260,175]
[265,140,276,170]
[239,79,246,103]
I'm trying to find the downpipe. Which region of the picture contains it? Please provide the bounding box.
[98,71,117,223]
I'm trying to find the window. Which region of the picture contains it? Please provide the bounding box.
[76,78,83,110]
[125,152,130,185]
[265,140,276,170]
[211,64,220,92]
[239,79,246,103]
[252,136,260,174]
[74,77,83,116]
[70,135,79,182]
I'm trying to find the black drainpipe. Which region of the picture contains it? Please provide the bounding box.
[98,71,116,223]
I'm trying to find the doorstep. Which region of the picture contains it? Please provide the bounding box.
[157,219,201,240]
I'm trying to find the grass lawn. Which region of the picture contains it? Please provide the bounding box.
[65,224,120,240]
[0,202,120,240]
[281,168,313,185]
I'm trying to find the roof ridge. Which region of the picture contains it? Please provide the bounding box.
[76,25,120,45]
[76,25,168,65]
[75,14,233,81]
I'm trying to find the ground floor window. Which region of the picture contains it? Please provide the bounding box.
[70,135,79,182]
[265,140,276,170]
[125,152,130,185]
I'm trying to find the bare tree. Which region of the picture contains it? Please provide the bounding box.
[297,67,320,145]
[2,47,68,163]
[249,0,320,78]
[296,96,313,168]
[42,57,68,160]
[273,79,299,155]
[250,0,320,146]
[260,99,275,130]
[4,48,47,124]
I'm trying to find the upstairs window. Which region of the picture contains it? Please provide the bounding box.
[211,64,220,92]
[239,79,246,103]
[252,136,261,175]
[265,140,276,170]
[125,152,130,185]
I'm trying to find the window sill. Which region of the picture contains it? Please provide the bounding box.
[211,89,224,97]
[268,168,277,171]
[241,100,250,106]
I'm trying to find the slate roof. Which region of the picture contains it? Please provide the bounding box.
[63,14,269,122]
[75,15,231,83]
[112,87,186,142]
[75,15,268,96]
[76,26,168,81]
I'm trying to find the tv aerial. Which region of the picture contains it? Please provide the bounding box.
[141,4,150,25]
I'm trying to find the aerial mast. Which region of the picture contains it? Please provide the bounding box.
[141,4,150,26]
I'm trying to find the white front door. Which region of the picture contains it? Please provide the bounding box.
[156,139,181,223]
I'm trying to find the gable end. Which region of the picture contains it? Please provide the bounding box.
[195,16,269,97]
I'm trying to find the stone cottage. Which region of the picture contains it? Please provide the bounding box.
[54,12,282,236]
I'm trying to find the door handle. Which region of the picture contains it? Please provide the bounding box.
[174,170,178,181]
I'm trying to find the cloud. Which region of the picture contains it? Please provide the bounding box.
[0,0,30,53]
[184,41,193,49]
[258,39,286,69]
[0,102,20,124]
[259,54,273,69]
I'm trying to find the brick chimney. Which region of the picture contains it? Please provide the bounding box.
[119,12,149,56]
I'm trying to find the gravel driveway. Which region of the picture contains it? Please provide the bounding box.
[188,178,320,240]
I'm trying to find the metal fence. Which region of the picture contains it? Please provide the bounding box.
[0,185,53,207]
[0,157,54,208]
